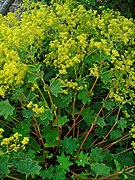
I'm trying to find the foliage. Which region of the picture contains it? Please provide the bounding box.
[0,0,135,179]
[77,0,135,19]
[29,0,135,19]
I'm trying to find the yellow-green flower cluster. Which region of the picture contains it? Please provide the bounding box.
[89,64,99,77]
[0,1,55,97]
[45,35,86,73]
[0,0,134,106]
[0,46,27,97]
[31,83,39,91]
[61,79,78,90]
[0,128,4,138]
[1,132,29,153]
[27,101,44,114]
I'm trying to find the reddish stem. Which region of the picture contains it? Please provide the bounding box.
[77,92,110,153]
[66,77,98,137]
[103,133,129,151]
[99,166,135,180]
[97,107,120,147]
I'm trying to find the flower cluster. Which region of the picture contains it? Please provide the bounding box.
[0,1,54,97]
[64,80,78,90]
[89,64,99,77]
[27,101,44,114]
[1,132,29,153]
[0,128,4,138]
[0,0,134,105]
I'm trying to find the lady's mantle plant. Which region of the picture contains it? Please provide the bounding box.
[0,0,135,179]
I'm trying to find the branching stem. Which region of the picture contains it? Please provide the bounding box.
[66,77,99,137]
[78,92,110,153]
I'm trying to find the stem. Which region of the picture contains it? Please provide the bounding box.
[97,107,120,147]
[77,92,110,153]
[103,133,130,151]
[66,77,98,137]
[117,147,133,155]
[42,78,61,151]
[48,90,61,154]
[54,126,62,154]
[48,90,55,110]
[32,116,47,165]
[70,170,88,180]
[102,106,118,120]
[37,86,49,108]
[33,124,42,147]
[72,91,77,138]
[5,175,21,180]
[99,166,135,180]
[54,109,61,154]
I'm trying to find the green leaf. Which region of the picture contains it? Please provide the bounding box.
[84,54,100,66]
[96,116,106,127]
[60,93,72,107]
[76,151,89,167]
[0,157,10,178]
[13,119,31,136]
[53,165,66,180]
[42,126,58,147]
[61,136,79,154]
[78,89,90,104]
[23,109,34,118]
[12,150,35,167]
[104,99,115,110]
[53,93,72,108]
[106,115,116,126]
[118,118,127,131]
[40,108,54,121]
[50,79,64,97]
[28,63,42,74]
[122,157,134,167]
[53,115,69,128]
[110,130,122,140]
[114,159,121,172]
[0,149,5,157]
[27,64,44,83]
[52,171,66,180]
[0,99,15,119]
[95,127,107,138]
[17,158,41,176]
[40,166,54,180]
[57,153,73,172]
[103,150,113,163]
[91,163,110,177]
[81,107,95,126]
[80,134,94,150]
[27,71,44,83]
[92,0,96,6]
[101,71,112,84]
[90,147,104,162]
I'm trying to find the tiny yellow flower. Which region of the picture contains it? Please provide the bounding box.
[0,128,4,138]
[27,101,33,109]
[22,137,29,145]
[1,138,10,146]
